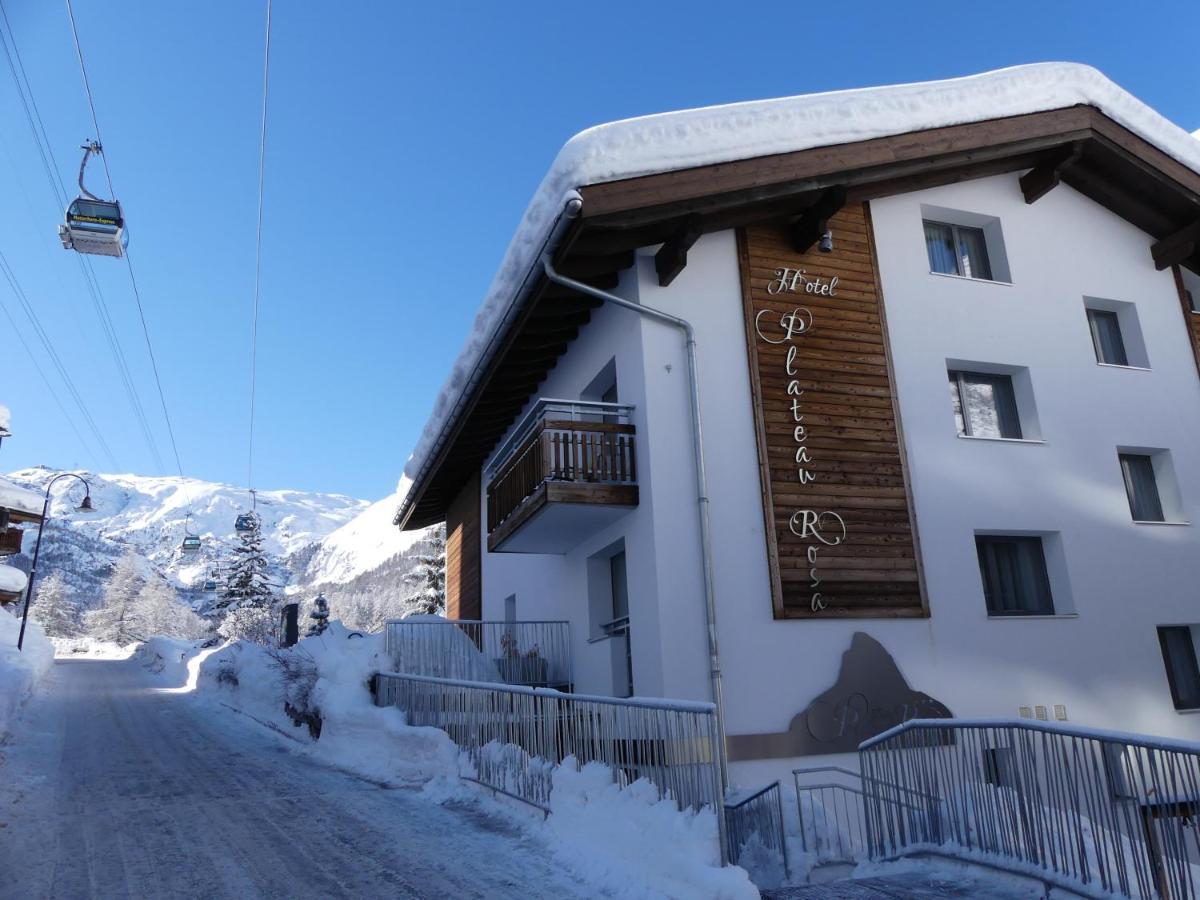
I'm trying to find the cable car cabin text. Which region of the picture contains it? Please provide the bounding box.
[60,198,128,258]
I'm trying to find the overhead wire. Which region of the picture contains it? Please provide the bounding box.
[0,2,163,471]
[0,246,118,468]
[63,0,194,500]
[247,0,273,496]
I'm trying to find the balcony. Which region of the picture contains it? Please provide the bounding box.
[486,399,638,553]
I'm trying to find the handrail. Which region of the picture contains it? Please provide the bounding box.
[486,397,636,476]
[860,716,1200,754]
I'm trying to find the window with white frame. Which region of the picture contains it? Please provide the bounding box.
[975,535,1055,616]
[1086,309,1128,366]
[948,370,1022,439]
[1119,453,1165,522]
[924,220,993,280]
[1083,298,1149,369]
[1158,626,1200,711]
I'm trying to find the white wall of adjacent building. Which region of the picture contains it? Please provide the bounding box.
[474,170,1200,789]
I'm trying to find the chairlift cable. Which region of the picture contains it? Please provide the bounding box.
[247,0,273,498]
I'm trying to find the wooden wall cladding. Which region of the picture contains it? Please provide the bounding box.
[738,204,926,619]
[445,470,482,621]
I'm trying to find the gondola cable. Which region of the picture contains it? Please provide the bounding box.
[62,0,197,514]
[247,0,273,502]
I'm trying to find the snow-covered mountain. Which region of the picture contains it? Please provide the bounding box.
[298,477,425,587]
[5,467,369,593]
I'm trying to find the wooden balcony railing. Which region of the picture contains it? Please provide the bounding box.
[486,400,638,534]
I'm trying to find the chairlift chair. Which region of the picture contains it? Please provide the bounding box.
[180,512,201,553]
[59,142,128,258]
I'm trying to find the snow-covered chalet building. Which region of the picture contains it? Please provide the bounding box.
[396,64,1200,784]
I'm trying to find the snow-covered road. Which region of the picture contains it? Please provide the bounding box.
[0,658,593,899]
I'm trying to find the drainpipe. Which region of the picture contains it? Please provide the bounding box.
[542,256,731,798]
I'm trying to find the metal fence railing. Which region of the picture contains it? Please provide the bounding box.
[860,718,1200,899]
[384,619,572,689]
[374,671,728,862]
[725,780,789,881]
[793,765,935,867]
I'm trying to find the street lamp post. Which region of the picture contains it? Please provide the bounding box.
[17,473,94,651]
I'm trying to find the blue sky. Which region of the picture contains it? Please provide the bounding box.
[2,1,1197,501]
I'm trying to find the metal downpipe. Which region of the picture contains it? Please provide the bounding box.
[541,256,731,797]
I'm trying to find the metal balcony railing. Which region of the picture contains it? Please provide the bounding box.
[384,619,572,689]
[486,399,637,533]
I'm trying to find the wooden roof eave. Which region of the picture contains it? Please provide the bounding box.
[399,104,1200,530]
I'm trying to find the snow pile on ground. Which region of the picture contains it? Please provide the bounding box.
[198,626,760,897]
[51,638,137,659]
[0,607,54,739]
[547,761,757,900]
[403,62,1200,490]
[196,625,459,784]
[133,637,205,684]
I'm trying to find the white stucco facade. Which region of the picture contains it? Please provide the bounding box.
[472,170,1200,788]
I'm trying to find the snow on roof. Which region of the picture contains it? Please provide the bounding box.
[0,475,42,517]
[403,63,1200,497]
[0,564,27,595]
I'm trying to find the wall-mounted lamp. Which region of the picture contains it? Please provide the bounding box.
[818,228,834,253]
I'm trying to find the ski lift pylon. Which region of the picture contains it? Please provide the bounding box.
[59,142,128,258]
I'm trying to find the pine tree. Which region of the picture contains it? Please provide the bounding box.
[306,592,330,637]
[403,526,446,616]
[30,571,81,638]
[216,517,275,643]
[217,517,274,613]
[85,550,147,644]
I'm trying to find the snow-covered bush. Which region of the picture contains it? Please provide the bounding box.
[0,606,54,739]
[217,604,276,645]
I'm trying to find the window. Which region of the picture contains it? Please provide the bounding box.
[1120,453,1165,522]
[1086,309,1129,366]
[1158,626,1200,710]
[976,536,1054,616]
[948,370,1022,439]
[924,220,993,280]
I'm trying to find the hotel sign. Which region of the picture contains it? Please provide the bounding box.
[738,207,926,619]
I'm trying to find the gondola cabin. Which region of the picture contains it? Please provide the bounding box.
[234,513,257,533]
[59,198,128,258]
[181,535,201,553]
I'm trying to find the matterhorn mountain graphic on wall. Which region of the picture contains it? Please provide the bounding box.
[728,632,952,759]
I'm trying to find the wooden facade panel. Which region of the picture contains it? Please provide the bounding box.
[445,471,482,621]
[738,204,926,619]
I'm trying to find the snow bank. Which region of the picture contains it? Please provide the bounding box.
[197,623,459,783]
[0,563,28,595]
[404,63,1200,489]
[0,607,54,739]
[547,761,758,900]
[134,636,204,684]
